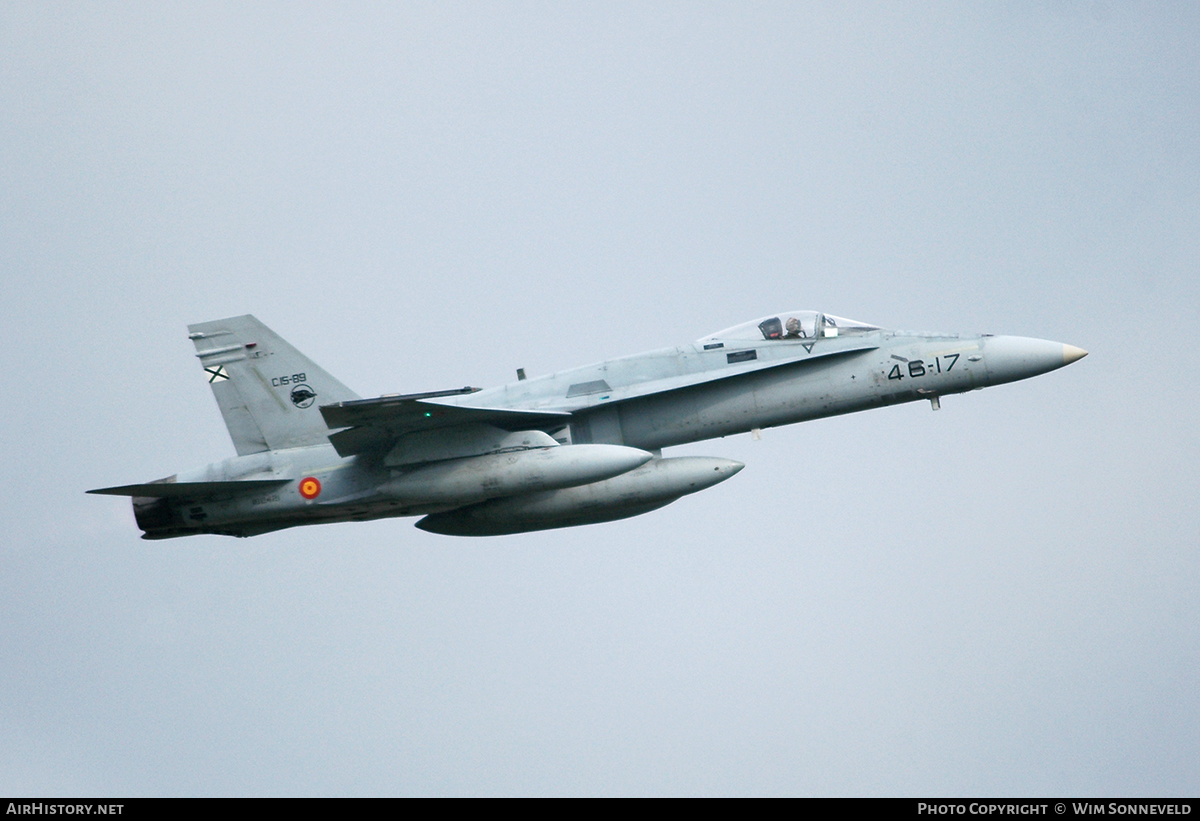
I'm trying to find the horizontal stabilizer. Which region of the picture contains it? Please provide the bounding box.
[86,479,290,498]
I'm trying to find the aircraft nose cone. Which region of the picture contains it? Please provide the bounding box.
[982,336,1087,387]
[1063,344,1088,365]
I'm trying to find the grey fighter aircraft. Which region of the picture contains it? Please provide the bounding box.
[89,311,1086,537]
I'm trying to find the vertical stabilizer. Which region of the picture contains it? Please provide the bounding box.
[187,315,359,454]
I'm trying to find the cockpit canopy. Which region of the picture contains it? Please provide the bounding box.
[697,310,879,345]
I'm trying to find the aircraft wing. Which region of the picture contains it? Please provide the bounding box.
[320,389,572,456]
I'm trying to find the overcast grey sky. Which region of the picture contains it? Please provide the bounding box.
[2,2,1197,796]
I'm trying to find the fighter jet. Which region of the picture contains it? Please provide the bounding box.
[89,311,1086,538]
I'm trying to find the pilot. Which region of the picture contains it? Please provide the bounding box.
[785,317,806,338]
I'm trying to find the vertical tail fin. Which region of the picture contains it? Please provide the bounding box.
[187,315,359,454]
